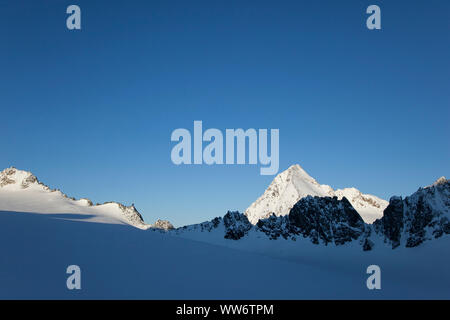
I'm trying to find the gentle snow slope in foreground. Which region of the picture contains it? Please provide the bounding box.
[0,167,148,229]
[0,210,449,299]
[245,164,388,224]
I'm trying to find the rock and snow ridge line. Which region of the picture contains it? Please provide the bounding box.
[245,164,389,224]
[1,165,448,249]
[170,176,450,250]
[1,164,385,230]
[0,167,173,230]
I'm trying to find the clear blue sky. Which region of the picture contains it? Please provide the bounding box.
[1,0,449,226]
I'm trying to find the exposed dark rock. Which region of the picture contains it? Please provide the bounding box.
[288,196,366,246]
[171,178,449,251]
[223,211,252,240]
[257,214,292,240]
[373,196,404,248]
[373,178,450,248]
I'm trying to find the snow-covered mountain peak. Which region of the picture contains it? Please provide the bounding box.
[0,167,151,230]
[245,164,335,224]
[283,164,318,184]
[245,164,388,224]
[0,167,40,189]
[282,164,334,193]
[430,176,448,187]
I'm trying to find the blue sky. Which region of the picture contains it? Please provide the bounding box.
[1,0,449,226]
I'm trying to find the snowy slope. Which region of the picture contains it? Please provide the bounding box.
[0,167,449,298]
[0,167,149,229]
[1,209,449,299]
[245,164,388,224]
[335,188,388,224]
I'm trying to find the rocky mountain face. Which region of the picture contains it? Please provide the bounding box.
[223,211,252,240]
[374,177,450,248]
[172,178,450,251]
[175,211,252,240]
[261,196,366,245]
[0,167,40,189]
[292,196,365,246]
[245,164,388,224]
[2,166,448,251]
[173,197,369,247]
[115,203,147,229]
[151,219,175,231]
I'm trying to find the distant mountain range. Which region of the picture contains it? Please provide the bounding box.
[0,165,448,251]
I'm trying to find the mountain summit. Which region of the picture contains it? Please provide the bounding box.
[244,164,388,224]
[0,167,149,229]
[172,177,449,251]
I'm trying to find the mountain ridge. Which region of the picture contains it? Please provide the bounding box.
[245,164,388,224]
[0,167,150,229]
[170,176,450,251]
[1,165,448,251]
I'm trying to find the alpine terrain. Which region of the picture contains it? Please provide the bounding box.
[0,166,449,299]
[245,164,388,224]
[0,167,152,230]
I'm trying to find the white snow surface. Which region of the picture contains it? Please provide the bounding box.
[0,167,149,229]
[0,167,449,299]
[0,210,448,299]
[245,164,388,224]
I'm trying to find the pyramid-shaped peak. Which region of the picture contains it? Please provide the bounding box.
[283,164,316,180]
[245,164,389,225]
[287,164,308,174]
[288,164,303,170]
[245,164,336,224]
[279,164,327,190]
